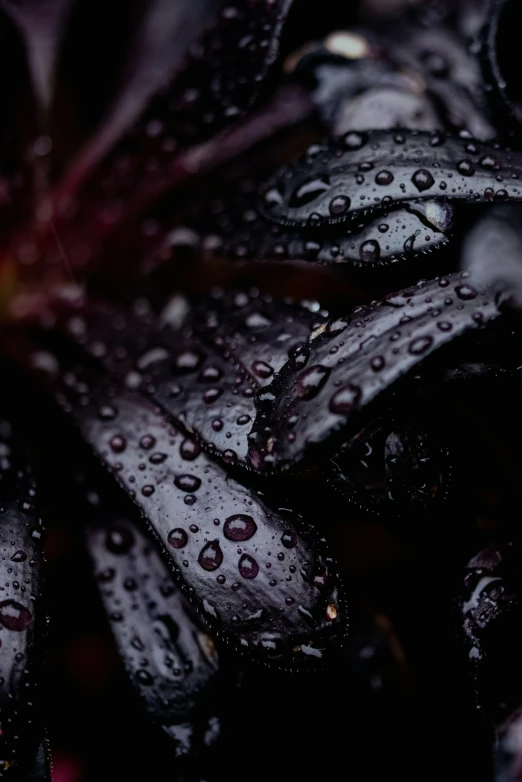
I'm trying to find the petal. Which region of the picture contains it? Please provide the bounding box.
[480,0,521,134]
[259,130,522,228]
[85,495,222,755]
[247,272,501,471]
[27,737,52,781]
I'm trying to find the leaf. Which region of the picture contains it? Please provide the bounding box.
[258,130,522,228]
[0,416,45,775]
[5,330,346,666]
[247,272,501,471]
[85,494,222,755]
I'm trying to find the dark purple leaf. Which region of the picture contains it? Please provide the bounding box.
[0,418,45,775]
[328,415,450,516]
[182,196,454,267]
[85,502,222,755]
[248,273,501,471]
[259,130,522,229]
[50,292,324,465]
[459,544,522,723]
[7,335,346,666]
[480,0,521,133]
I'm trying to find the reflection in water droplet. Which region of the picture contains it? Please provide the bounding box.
[238,554,259,579]
[175,474,202,492]
[375,170,394,186]
[411,169,435,192]
[199,540,224,571]
[168,528,188,549]
[224,514,257,541]
[329,195,351,215]
[281,530,297,549]
[359,240,380,263]
[297,365,330,400]
[329,384,361,415]
[0,599,32,631]
[180,438,201,460]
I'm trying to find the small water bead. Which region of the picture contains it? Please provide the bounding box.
[173,350,204,372]
[457,159,475,176]
[180,438,201,460]
[344,131,366,149]
[140,435,156,450]
[184,495,196,506]
[246,312,272,329]
[281,530,297,549]
[264,187,284,208]
[109,435,126,453]
[199,541,224,571]
[238,554,259,579]
[375,170,394,185]
[0,599,32,631]
[359,240,380,263]
[480,155,500,171]
[10,550,27,563]
[291,362,331,402]
[222,449,238,465]
[99,405,117,420]
[124,578,137,591]
[455,284,478,300]
[150,452,167,464]
[97,567,115,583]
[190,524,199,533]
[217,574,226,585]
[329,195,351,215]
[371,356,385,371]
[168,528,188,549]
[136,670,153,686]
[409,335,434,355]
[212,418,224,431]
[411,169,435,192]
[437,321,452,331]
[200,365,223,382]
[252,361,273,379]
[106,526,134,554]
[329,384,361,415]
[141,485,155,497]
[224,514,257,541]
[236,414,251,426]
[174,474,201,492]
[203,387,223,404]
[378,223,389,233]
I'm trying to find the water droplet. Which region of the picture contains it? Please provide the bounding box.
[141,485,155,497]
[252,361,273,379]
[371,356,385,372]
[375,170,394,185]
[174,350,204,372]
[411,169,435,192]
[344,131,366,150]
[264,187,284,208]
[180,438,201,460]
[281,530,297,549]
[106,527,134,554]
[222,449,237,465]
[237,414,251,426]
[212,418,224,431]
[217,574,226,584]
[329,195,351,215]
[199,540,224,571]
[140,435,156,450]
[409,336,434,355]
[10,550,27,563]
[359,239,380,263]
[168,528,188,548]
[238,554,259,579]
[136,669,153,686]
[99,405,117,420]
[437,321,452,331]
[150,452,167,464]
[0,599,32,631]
[200,365,223,382]
[455,284,478,300]
[109,435,126,453]
[224,514,257,541]
[203,387,223,404]
[480,155,500,171]
[457,159,475,176]
[329,384,361,415]
[297,365,330,400]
